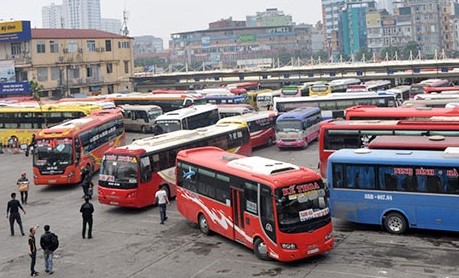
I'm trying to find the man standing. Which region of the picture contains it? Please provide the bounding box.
[17,172,30,204]
[6,192,26,236]
[80,167,91,198]
[155,186,170,224]
[28,225,39,276]
[80,196,94,239]
[40,225,58,274]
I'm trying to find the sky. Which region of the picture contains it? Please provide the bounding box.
[0,0,322,45]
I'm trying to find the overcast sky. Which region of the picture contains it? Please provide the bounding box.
[1,0,322,44]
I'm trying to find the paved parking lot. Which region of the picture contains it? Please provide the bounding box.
[1,136,459,278]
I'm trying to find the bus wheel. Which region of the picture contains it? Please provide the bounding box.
[384,212,407,234]
[267,137,273,146]
[141,126,147,134]
[253,238,270,260]
[198,214,210,235]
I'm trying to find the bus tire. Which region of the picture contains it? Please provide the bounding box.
[141,125,147,134]
[198,214,210,235]
[383,212,407,235]
[267,137,273,146]
[253,238,270,261]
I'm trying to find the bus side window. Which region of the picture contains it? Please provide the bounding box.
[131,111,137,120]
[402,175,417,192]
[426,176,442,193]
[384,174,397,191]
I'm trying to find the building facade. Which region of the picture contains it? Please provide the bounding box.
[42,3,65,29]
[0,22,134,99]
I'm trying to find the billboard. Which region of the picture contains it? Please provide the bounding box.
[0,60,15,82]
[0,20,31,43]
[0,81,31,96]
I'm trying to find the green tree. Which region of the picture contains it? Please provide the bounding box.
[400,41,421,59]
[354,48,373,61]
[380,46,400,60]
[313,50,329,62]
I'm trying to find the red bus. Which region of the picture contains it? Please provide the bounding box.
[409,79,450,99]
[217,111,277,148]
[368,135,459,150]
[424,86,459,94]
[319,118,459,177]
[98,123,251,208]
[345,105,459,120]
[33,109,125,185]
[225,81,260,91]
[176,146,333,262]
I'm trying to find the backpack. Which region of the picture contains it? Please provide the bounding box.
[48,233,59,251]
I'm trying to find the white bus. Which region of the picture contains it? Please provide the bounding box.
[154,105,220,134]
[329,78,361,92]
[256,90,281,111]
[274,92,401,119]
[217,104,254,119]
[120,105,163,133]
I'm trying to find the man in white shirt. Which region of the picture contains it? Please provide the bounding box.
[155,186,170,224]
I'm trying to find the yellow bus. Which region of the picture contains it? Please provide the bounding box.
[0,103,102,146]
[246,89,272,110]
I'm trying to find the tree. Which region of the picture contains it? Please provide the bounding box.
[380,46,400,60]
[401,41,421,60]
[30,80,44,104]
[312,50,329,62]
[354,48,373,62]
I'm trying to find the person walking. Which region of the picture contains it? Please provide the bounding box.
[6,192,26,236]
[155,186,170,224]
[28,225,39,277]
[80,196,94,239]
[17,172,30,204]
[80,166,91,198]
[40,225,58,275]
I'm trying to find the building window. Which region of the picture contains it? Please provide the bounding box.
[50,41,59,53]
[67,40,77,53]
[87,40,96,52]
[124,61,129,74]
[11,43,22,56]
[37,68,48,82]
[37,41,46,54]
[86,66,93,78]
[51,67,60,81]
[118,41,130,48]
[105,40,112,51]
[106,63,113,73]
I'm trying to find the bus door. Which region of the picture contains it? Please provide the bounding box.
[231,188,247,243]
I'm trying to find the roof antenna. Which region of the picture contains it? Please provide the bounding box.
[120,7,129,36]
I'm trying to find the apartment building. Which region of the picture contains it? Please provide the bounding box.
[0,21,134,99]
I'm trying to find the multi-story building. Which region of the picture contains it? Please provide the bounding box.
[246,8,293,27]
[322,0,346,52]
[101,18,122,35]
[62,0,101,30]
[0,21,134,99]
[134,36,164,55]
[42,3,65,29]
[340,2,375,55]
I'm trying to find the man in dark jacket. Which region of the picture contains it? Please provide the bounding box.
[80,166,92,198]
[6,192,26,236]
[40,225,57,274]
[80,196,94,239]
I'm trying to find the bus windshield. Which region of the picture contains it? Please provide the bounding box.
[99,155,138,189]
[148,110,162,120]
[275,180,330,233]
[34,138,73,166]
[276,119,302,132]
[155,120,181,133]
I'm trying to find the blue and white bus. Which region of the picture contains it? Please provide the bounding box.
[205,93,248,105]
[274,91,401,119]
[154,105,220,134]
[327,148,459,234]
[275,107,321,149]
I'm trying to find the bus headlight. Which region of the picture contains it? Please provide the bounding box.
[281,243,297,250]
[68,171,74,178]
[325,232,333,241]
[127,192,136,199]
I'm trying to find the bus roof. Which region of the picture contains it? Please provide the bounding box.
[217,110,277,124]
[275,91,397,103]
[109,123,246,155]
[368,135,459,150]
[155,105,217,121]
[0,102,102,113]
[119,104,162,111]
[321,118,459,128]
[276,107,320,121]
[178,146,320,188]
[329,148,459,166]
[37,109,122,137]
[345,105,459,120]
[256,90,281,97]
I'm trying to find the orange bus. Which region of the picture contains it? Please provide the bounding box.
[345,105,459,120]
[319,118,459,177]
[423,86,459,94]
[33,109,125,185]
[98,123,251,208]
[176,146,334,261]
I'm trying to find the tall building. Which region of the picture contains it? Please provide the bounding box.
[101,18,122,34]
[134,35,164,55]
[63,0,101,29]
[376,0,395,13]
[246,8,293,27]
[42,3,65,28]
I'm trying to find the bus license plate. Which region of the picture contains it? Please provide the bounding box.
[48,180,56,183]
[307,248,319,255]
[110,201,119,205]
